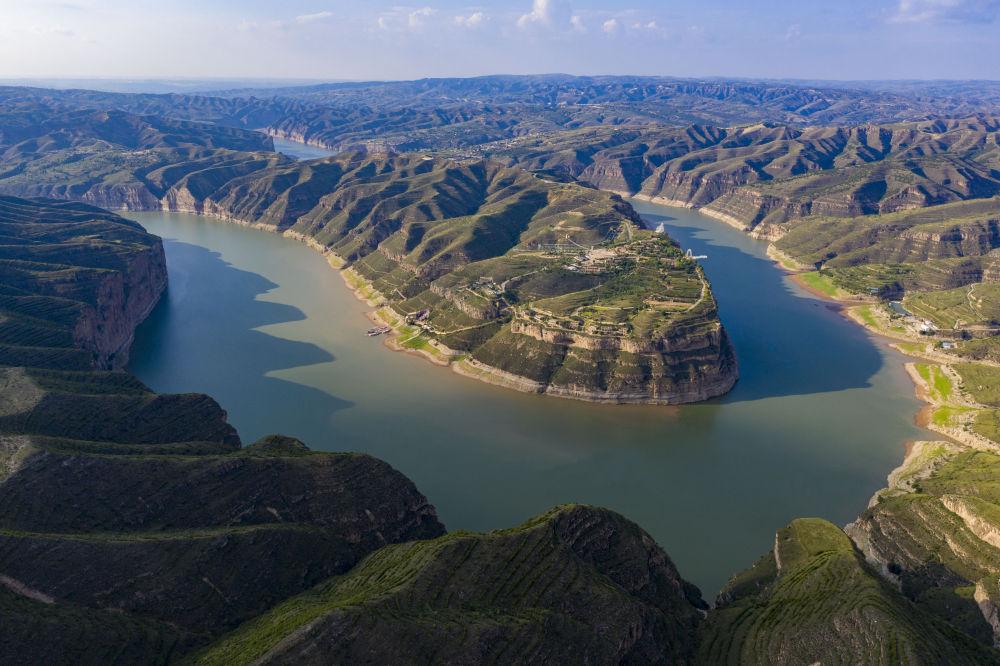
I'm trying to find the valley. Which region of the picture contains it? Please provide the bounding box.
[3,74,1000,662]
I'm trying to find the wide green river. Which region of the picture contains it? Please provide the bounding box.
[127,142,925,597]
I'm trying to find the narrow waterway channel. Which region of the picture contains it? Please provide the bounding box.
[127,148,926,597]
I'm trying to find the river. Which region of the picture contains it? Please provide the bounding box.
[126,144,925,598]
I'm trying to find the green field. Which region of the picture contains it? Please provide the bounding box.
[915,363,954,402]
[796,271,845,298]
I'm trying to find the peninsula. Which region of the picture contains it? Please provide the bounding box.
[0,101,738,404]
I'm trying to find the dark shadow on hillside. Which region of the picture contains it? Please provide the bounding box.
[638,209,886,404]
[129,239,352,443]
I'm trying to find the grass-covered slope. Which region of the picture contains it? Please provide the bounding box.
[0,585,192,666]
[772,197,1000,300]
[702,518,999,664]
[193,505,707,666]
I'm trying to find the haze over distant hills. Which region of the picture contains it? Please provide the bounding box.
[4,75,1000,157]
[0,78,335,95]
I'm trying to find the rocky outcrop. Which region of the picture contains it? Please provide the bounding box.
[639,163,758,208]
[80,183,162,211]
[456,320,737,405]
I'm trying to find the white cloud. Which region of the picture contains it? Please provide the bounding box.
[890,0,1000,23]
[570,15,586,32]
[295,11,333,25]
[374,7,438,32]
[454,11,486,28]
[599,15,663,36]
[238,10,333,32]
[517,0,571,29]
[785,23,802,41]
[408,7,436,30]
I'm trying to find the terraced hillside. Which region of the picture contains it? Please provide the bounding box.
[701,518,997,664]
[0,196,445,662]
[493,116,1000,239]
[773,198,1000,299]
[194,505,707,665]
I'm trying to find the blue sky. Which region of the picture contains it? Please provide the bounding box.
[1,0,998,81]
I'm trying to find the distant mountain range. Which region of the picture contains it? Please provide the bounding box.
[3,75,1000,154]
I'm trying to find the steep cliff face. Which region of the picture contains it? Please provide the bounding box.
[0,196,168,369]
[639,162,759,208]
[465,288,738,405]
[79,182,162,211]
[72,241,167,369]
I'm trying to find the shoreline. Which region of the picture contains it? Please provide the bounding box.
[631,193,751,233]
[759,238,993,455]
[125,197,940,420]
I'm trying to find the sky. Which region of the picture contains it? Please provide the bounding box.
[0,0,998,82]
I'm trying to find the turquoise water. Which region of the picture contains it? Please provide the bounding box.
[127,199,925,599]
